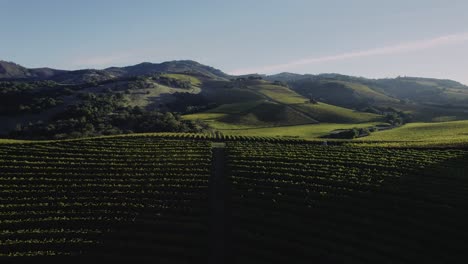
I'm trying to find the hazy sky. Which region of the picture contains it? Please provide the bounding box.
[1,0,468,83]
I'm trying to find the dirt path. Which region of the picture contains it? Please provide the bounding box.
[209,142,232,264]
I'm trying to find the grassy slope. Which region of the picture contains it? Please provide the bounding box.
[324,80,399,103]
[194,82,320,127]
[218,122,382,139]
[378,78,468,104]
[162,73,202,86]
[184,81,383,136]
[3,123,468,147]
[202,87,264,105]
[127,74,202,109]
[185,100,316,128]
[252,84,307,104]
[251,83,382,123]
[286,78,400,108]
[360,120,468,142]
[218,101,314,126]
[206,100,264,114]
[295,103,381,123]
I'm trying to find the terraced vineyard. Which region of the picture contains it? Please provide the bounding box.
[227,142,468,263]
[0,136,211,262]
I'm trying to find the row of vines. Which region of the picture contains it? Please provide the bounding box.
[0,137,212,262]
[226,142,468,263]
[2,134,468,263]
[60,133,312,144]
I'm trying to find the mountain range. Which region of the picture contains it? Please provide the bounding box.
[1,59,468,139]
[0,60,228,83]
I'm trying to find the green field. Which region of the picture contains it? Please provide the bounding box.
[294,102,381,123]
[217,123,381,139]
[184,110,468,146]
[251,84,308,104]
[184,109,383,138]
[360,120,468,142]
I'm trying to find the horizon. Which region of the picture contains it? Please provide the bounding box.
[2,58,466,85]
[1,0,468,84]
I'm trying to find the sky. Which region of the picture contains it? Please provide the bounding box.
[1,0,468,84]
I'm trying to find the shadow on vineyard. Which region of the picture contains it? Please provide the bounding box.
[79,204,211,262]
[1,137,468,263]
[227,142,468,263]
[208,143,233,264]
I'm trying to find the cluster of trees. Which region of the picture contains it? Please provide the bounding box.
[0,81,67,115]
[273,80,289,87]
[165,92,217,114]
[18,97,63,113]
[11,93,210,140]
[361,106,412,125]
[230,76,263,82]
[324,127,379,139]
[0,80,59,92]
[127,78,151,90]
[384,111,412,126]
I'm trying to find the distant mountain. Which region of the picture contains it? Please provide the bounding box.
[266,72,310,82]
[0,60,64,79]
[0,60,229,83]
[105,60,229,80]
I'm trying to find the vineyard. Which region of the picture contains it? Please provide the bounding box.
[0,134,468,263]
[226,142,468,263]
[0,136,212,262]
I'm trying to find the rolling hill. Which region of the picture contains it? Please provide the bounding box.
[267,73,468,122]
[105,60,229,80]
[268,73,468,106]
[185,79,382,130]
[0,60,228,83]
[0,60,65,79]
[1,59,468,140]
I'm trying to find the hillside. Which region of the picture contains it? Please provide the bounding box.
[0,60,230,138]
[185,79,381,130]
[105,60,229,80]
[267,73,468,122]
[0,60,228,83]
[1,59,468,140]
[359,120,468,143]
[268,73,468,106]
[284,78,399,107]
[0,60,64,79]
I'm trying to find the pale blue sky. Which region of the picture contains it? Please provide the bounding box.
[1,0,468,83]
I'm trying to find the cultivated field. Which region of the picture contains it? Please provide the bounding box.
[0,136,211,262]
[0,134,467,263]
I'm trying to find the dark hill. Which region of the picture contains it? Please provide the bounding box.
[105,60,228,80]
[0,60,229,83]
[0,60,65,79]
